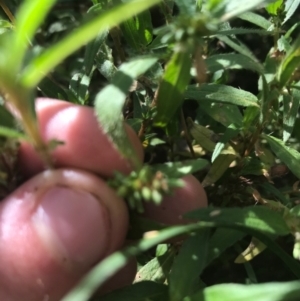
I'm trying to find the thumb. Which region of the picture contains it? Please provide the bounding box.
[0,168,129,301]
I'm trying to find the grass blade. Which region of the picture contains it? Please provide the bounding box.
[20,0,161,88]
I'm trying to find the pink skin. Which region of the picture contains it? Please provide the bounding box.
[142,174,208,225]
[18,98,144,178]
[0,169,129,301]
[0,98,208,300]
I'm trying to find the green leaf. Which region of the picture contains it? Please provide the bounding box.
[185,84,259,107]
[84,30,108,75]
[185,206,290,236]
[187,119,218,152]
[217,34,257,62]
[135,248,175,283]
[197,102,243,127]
[266,0,283,16]
[265,0,283,15]
[239,12,272,29]
[217,28,273,36]
[174,0,197,15]
[283,0,300,24]
[205,53,264,74]
[153,45,192,127]
[277,35,300,87]
[38,76,69,100]
[98,281,169,301]
[20,0,161,88]
[202,153,237,187]
[95,55,158,170]
[206,229,246,266]
[169,230,210,301]
[211,124,240,162]
[60,222,210,301]
[264,134,300,179]
[120,10,153,52]
[0,126,29,140]
[187,281,300,301]
[211,0,278,22]
[6,0,57,71]
[283,87,300,143]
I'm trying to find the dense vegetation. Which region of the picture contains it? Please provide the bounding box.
[2,0,300,300]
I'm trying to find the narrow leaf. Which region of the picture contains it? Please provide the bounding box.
[154,45,192,127]
[169,230,210,301]
[206,229,246,265]
[283,0,300,24]
[187,281,300,301]
[205,53,264,74]
[211,124,240,162]
[95,56,158,170]
[264,134,300,179]
[20,0,161,88]
[8,0,57,70]
[283,88,300,142]
[277,35,300,87]
[215,0,277,22]
[185,206,290,236]
[239,12,272,29]
[185,84,259,107]
[217,34,257,62]
[121,11,153,52]
[135,248,175,283]
[202,154,237,187]
[0,126,29,140]
[197,102,243,127]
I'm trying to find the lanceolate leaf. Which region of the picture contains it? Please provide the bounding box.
[169,230,210,301]
[217,28,273,36]
[154,45,192,127]
[264,134,300,179]
[283,88,300,143]
[121,10,153,52]
[205,53,264,74]
[239,12,272,29]
[20,0,161,88]
[7,0,57,71]
[95,56,158,170]
[283,0,300,24]
[277,35,300,87]
[215,0,277,22]
[185,206,290,236]
[201,154,237,187]
[186,281,300,301]
[217,34,257,62]
[185,84,259,107]
[198,102,243,127]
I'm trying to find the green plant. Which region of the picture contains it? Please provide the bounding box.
[2,0,300,300]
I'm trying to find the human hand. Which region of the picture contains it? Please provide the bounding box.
[0,99,207,301]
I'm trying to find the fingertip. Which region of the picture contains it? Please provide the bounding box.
[0,168,129,301]
[142,175,207,225]
[18,98,144,178]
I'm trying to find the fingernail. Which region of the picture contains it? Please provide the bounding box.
[32,186,110,271]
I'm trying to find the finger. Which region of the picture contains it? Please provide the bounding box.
[18,98,144,178]
[0,168,129,301]
[142,174,207,225]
